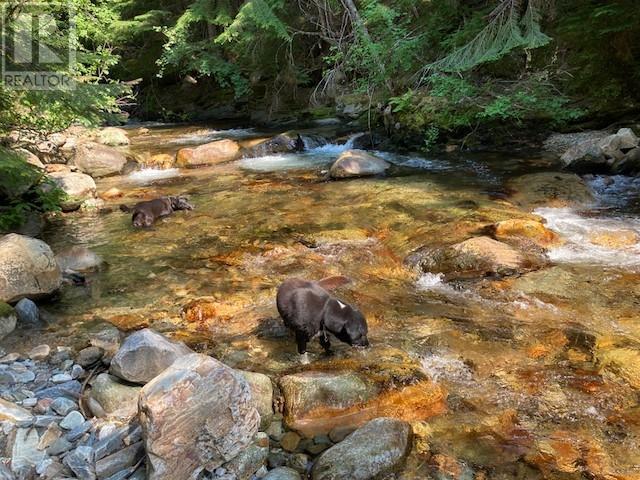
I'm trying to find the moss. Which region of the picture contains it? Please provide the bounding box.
[0,302,16,318]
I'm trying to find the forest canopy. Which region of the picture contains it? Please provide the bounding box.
[1,0,639,141]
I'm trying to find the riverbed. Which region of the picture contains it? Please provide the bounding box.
[18,123,640,478]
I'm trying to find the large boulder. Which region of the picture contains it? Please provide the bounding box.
[89,373,141,419]
[0,234,62,303]
[98,127,130,146]
[139,353,260,480]
[110,328,192,384]
[407,236,546,279]
[0,302,17,340]
[72,142,128,178]
[559,128,639,174]
[506,172,594,209]
[176,139,241,168]
[311,418,412,480]
[47,171,97,212]
[329,150,390,179]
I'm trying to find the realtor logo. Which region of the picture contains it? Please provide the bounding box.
[1,2,76,90]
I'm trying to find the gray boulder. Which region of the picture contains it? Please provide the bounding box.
[311,418,412,480]
[72,142,127,178]
[109,328,192,384]
[139,353,260,480]
[48,171,97,212]
[0,234,62,303]
[264,467,302,480]
[560,128,640,173]
[329,150,390,179]
[14,298,40,326]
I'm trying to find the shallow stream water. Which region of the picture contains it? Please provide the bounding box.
[21,124,640,478]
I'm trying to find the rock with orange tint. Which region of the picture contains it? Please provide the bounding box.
[507,172,594,209]
[145,153,175,169]
[176,139,240,168]
[589,230,639,249]
[100,187,123,200]
[408,236,547,279]
[182,299,218,324]
[279,370,446,437]
[430,454,465,479]
[491,219,562,248]
[597,347,640,389]
[525,431,581,475]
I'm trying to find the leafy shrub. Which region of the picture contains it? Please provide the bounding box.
[0,148,66,232]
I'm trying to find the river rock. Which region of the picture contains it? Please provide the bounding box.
[597,347,640,389]
[279,371,378,435]
[95,442,144,479]
[109,328,192,384]
[145,153,175,169]
[138,353,260,479]
[263,467,302,480]
[588,229,639,248]
[98,127,130,146]
[223,432,269,479]
[73,142,128,178]
[48,170,97,211]
[11,427,47,473]
[242,132,307,158]
[14,298,40,325]
[89,322,122,358]
[490,219,562,248]
[64,445,96,479]
[0,234,62,303]
[329,150,390,179]
[60,410,84,430]
[56,245,103,272]
[560,138,607,172]
[311,418,412,480]
[239,370,274,430]
[176,139,241,168]
[407,236,545,279]
[506,172,594,209]
[15,148,44,168]
[0,302,17,340]
[0,398,33,424]
[51,397,77,416]
[89,373,141,419]
[77,346,104,367]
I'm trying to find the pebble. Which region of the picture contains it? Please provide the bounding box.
[15,370,36,383]
[76,346,104,367]
[67,420,93,442]
[329,425,355,443]
[267,420,285,441]
[51,397,77,416]
[35,415,62,428]
[47,437,73,456]
[0,352,19,363]
[21,397,38,408]
[51,373,73,384]
[63,445,95,479]
[60,410,84,430]
[49,349,71,365]
[28,344,51,360]
[267,451,288,469]
[280,432,301,452]
[71,364,85,379]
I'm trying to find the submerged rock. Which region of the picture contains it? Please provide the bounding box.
[55,245,104,272]
[73,142,128,178]
[588,229,639,249]
[490,219,562,248]
[506,172,594,209]
[0,302,17,340]
[408,236,546,279]
[176,139,241,168]
[139,353,260,480]
[0,234,62,303]
[329,150,390,179]
[311,418,412,480]
[109,328,192,384]
[145,153,175,169]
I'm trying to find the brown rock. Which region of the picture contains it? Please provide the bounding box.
[139,353,260,480]
[329,150,390,179]
[73,142,128,178]
[491,219,562,248]
[507,172,594,209]
[280,432,301,452]
[145,154,175,169]
[176,139,241,168]
[100,187,124,200]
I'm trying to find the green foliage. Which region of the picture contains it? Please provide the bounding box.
[0,148,66,231]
